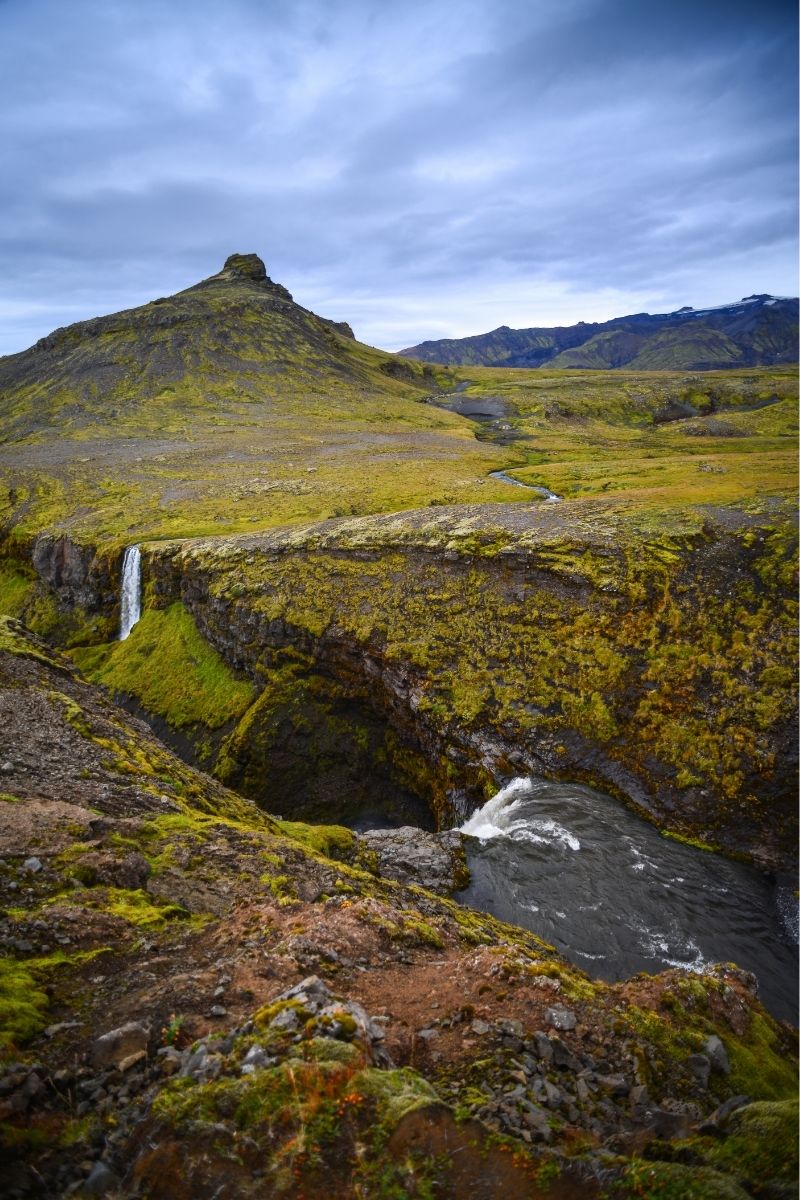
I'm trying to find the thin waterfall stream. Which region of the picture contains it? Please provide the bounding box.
[119,545,142,640]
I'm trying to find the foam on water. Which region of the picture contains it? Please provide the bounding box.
[459,777,581,850]
[458,777,534,839]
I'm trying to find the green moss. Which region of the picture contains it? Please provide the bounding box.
[54,886,191,928]
[615,1160,751,1199]
[661,831,718,853]
[58,1113,100,1150]
[276,820,357,861]
[71,602,255,731]
[0,564,34,618]
[351,1066,438,1126]
[0,948,109,1052]
[151,1054,361,1141]
[302,1036,363,1066]
[0,958,52,1050]
[259,872,298,904]
[253,997,314,1029]
[705,1099,799,1193]
[398,916,445,950]
[0,614,61,667]
[725,1012,798,1101]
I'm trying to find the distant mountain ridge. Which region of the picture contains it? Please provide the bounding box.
[400,294,799,370]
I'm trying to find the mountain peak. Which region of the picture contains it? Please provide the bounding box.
[221,252,268,281]
[194,251,293,303]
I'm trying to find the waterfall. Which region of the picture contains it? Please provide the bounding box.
[119,545,142,641]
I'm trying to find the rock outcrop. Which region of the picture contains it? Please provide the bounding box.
[358,827,468,893]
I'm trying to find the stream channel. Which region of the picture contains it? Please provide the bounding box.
[455,777,798,1024]
[426,383,561,498]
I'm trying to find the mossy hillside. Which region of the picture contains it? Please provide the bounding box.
[704,1099,799,1194]
[0,255,451,445]
[0,561,77,645]
[156,504,797,861]
[70,602,255,747]
[0,254,527,545]
[0,612,273,831]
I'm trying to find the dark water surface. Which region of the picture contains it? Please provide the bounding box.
[457,778,798,1023]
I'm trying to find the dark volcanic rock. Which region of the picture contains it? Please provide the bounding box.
[222,252,268,281]
[358,827,469,893]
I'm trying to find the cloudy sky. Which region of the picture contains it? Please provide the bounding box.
[1,0,797,354]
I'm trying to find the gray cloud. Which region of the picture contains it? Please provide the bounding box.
[0,0,796,353]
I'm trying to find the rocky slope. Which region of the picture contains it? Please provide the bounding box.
[0,616,797,1199]
[401,296,799,370]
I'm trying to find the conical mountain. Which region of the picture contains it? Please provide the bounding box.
[0,253,436,444]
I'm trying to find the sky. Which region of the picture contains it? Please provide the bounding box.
[1,0,797,354]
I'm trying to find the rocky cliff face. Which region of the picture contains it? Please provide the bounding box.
[30,534,116,613]
[136,501,797,870]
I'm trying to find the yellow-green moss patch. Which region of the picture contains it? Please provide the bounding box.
[71,602,255,731]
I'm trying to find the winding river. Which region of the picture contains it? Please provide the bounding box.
[488,470,561,501]
[457,777,798,1023]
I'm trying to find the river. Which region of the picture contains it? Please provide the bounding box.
[457,777,798,1023]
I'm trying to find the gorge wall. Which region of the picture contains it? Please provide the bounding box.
[136,502,797,870]
[5,500,797,870]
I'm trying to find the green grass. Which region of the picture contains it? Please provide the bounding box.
[70,602,255,730]
[0,949,109,1053]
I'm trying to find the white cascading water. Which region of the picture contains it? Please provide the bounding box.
[119,545,142,640]
[459,777,534,839]
[458,776,581,849]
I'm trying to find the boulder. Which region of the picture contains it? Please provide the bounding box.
[545,1005,577,1032]
[704,1034,731,1075]
[90,1022,149,1070]
[358,826,469,893]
